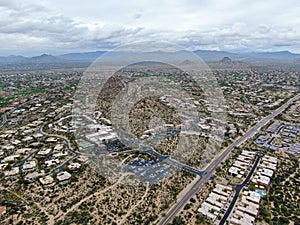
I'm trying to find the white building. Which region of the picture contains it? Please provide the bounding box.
[39,175,54,186]
[68,162,81,171]
[4,167,19,177]
[56,171,71,182]
[22,161,36,172]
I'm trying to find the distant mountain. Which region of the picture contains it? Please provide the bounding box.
[244,51,300,61]
[179,59,196,66]
[30,54,62,63]
[218,57,242,65]
[207,56,248,69]
[60,49,300,62]
[219,57,233,63]
[0,50,300,65]
[193,50,241,61]
[0,54,65,65]
[59,51,106,60]
[0,55,27,63]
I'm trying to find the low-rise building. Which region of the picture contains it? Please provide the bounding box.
[261,168,274,177]
[68,162,81,171]
[39,175,54,186]
[25,171,45,182]
[52,152,68,158]
[56,171,71,183]
[15,148,32,155]
[45,159,60,167]
[37,148,51,157]
[22,160,36,172]
[245,191,261,204]
[4,167,19,177]
[229,166,241,176]
[256,175,270,186]
[3,154,20,163]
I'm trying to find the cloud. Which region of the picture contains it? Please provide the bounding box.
[133,13,142,20]
[0,0,299,55]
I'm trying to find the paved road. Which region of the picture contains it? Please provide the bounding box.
[50,155,77,174]
[38,125,80,173]
[143,148,204,176]
[38,125,80,156]
[165,157,204,176]
[13,151,37,167]
[219,154,262,225]
[0,113,7,128]
[0,100,34,128]
[159,93,300,225]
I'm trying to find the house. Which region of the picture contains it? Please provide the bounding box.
[261,168,274,177]
[198,202,219,221]
[25,171,45,182]
[15,148,32,155]
[261,162,277,170]
[77,156,89,163]
[0,206,6,216]
[262,155,278,164]
[3,154,20,163]
[4,167,19,177]
[54,144,63,151]
[241,150,256,158]
[11,139,21,145]
[52,152,68,158]
[56,171,71,183]
[22,136,34,142]
[33,133,43,138]
[257,175,270,186]
[39,175,54,186]
[37,148,51,157]
[2,144,14,151]
[67,162,81,171]
[229,166,240,176]
[230,212,255,225]
[245,191,261,204]
[45,159,60,167]
[46,137,57,143]
[22,161,37,172]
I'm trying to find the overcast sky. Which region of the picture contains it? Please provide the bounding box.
[0,0,300,56]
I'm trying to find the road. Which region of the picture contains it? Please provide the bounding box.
[38,125,80,156]
[165,157,204,176]
[38,125,80,173]
[0,112,7,128]
[143,148,204,176]
[219,154,262,225]
[0,99,34,128]
[159,93,300,225]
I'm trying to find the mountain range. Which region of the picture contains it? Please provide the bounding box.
[0,50,300,65]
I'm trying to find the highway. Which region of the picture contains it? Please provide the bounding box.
[158,93,300,225]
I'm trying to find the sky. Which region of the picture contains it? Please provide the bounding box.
[0,0,300,56]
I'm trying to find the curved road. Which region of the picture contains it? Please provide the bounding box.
[38,125,80,173]
[159,93,300,225]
